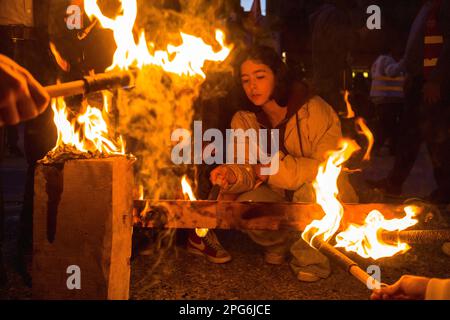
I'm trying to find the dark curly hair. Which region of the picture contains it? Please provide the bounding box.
[234,45,292,111]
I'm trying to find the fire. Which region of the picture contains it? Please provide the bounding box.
[355,118,374,161]
[344,90,355,119]
[138,184,144,200]
[49,42,70,72]
[51,94,125,155]
[335,206,420,259]
[84,0,232,77]
[51,98,85,152]
[302,140,360,244]
[181,175,208,238]
[302,138,421,260]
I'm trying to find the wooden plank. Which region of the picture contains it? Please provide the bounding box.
[33,158,134,300]
[134,200,407,231]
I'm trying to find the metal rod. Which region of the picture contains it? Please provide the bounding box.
[45,70,137,98]
[311,237,382,289]
[380,229,450,244]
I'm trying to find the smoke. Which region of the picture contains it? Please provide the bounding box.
[114,1,238,282]
[117,0,237,200]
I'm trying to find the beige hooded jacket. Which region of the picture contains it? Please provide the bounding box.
[224,94,358,203]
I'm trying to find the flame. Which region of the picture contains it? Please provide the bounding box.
[344,90,355,119]
[49,42,70,72]
[103,90,112,113]
[355,118,374,161]
[84,0,232,77]
[302,137,421,260]
[335,205,420,259]
[138,184,144,200]
[302,140,360,245]
[51,98,85,152]
[51,94,125,155]
[181,175,208,238]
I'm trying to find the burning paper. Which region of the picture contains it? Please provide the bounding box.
[41,94,126,164]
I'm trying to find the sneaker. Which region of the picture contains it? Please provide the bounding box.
[264,251,285,265]
[297,271,321,283]
[187,230,231,264]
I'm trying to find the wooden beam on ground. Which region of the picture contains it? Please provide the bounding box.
[134,200,408,231]
[33,158,134,300]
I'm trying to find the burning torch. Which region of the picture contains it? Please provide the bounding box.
[45,69,137,98]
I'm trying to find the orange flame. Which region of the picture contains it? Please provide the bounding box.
[84,0,232,77]
[335,205,420,259]
[181,175,208,238]
[138,184,144,200]
[302,140,360,245]
[302,138,421,260]
[49,42,70,72]
[344,90,355,119]
[355,117,374,161]
[51,94,125,155]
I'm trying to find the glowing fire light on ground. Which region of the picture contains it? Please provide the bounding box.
[181,175,209,238]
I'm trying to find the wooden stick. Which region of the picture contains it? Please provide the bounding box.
[134,200,406,231]
[312,238,382,289]
[381,229,450,244]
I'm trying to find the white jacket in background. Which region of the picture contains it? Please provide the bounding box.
[370,55,405,104]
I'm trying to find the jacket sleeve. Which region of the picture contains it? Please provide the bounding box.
[385,60,405,77]
[267,99,342,191]
[383,56,405,77]
[223,111,257,194]
[425,278,450,300]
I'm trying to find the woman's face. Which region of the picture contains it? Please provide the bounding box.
[240,59,275,106]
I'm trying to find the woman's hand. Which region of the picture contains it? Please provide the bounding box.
[370,275,431,300]
[210,165,237,189]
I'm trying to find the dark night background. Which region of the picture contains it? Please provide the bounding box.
[1,0,449,300]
